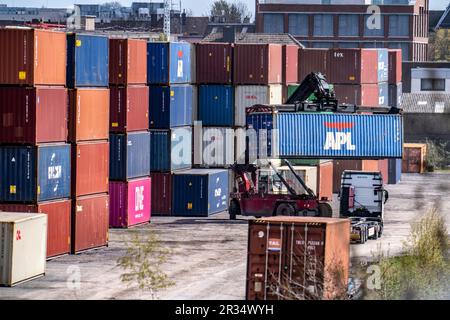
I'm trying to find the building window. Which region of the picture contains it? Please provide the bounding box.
[263,14,284,34]
[339,15,359,37]
[388,42,410,61]
[289,14,308,36]
[389,15,410,37]
[312,42,333,48]
[421,79,445,91]
[338,42,359,48]
[364,14,384,37]
[313,14,334,37]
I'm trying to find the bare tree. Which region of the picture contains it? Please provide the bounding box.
[209,0,252,23]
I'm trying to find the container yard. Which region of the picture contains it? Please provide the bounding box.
[0,1,449,304]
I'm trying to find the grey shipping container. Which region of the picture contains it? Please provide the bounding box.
[378,82,389,107]
[389,83,403,107]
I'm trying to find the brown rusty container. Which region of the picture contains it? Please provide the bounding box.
[72,141,109,197]
[317,160,333,201]
[0,87,68,144]
[282,45,299,85]
[328,49,378,84]
[69,88,109,142]
[402,143,427,173]
[334,84,379,107]
[378,159,389,184]
[233,44,282,85]
[0,199,71,259]
[110,85,149,133]
[195,43,233,84]
[247,217,350,300]
[109,38,147,85]
[72,193,109,254]
[0,28,66,86]
[388,49,402,85]
[298,48,329,81]
[150,172,172,216]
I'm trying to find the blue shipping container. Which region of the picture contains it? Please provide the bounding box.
[67,34,109,88]
[147,42,191,84]
[388,158,402,184]
[0,144,71,202]
[247,112,403,159]
[377,48,389,83]
[378,82,389,106]
[149,85,193,129]
[110,131,151,180]
[198,85,234,126]
[172,169,229,217]
[150,127,192,172]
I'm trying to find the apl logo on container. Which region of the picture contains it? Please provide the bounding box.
[135,186,144,211]
[323,122,356,151]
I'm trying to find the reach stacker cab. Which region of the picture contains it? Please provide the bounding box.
[339,171,389,244]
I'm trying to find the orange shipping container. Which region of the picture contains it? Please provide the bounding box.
[378,159,389,184]
[318,160,334,201]
[109,39,147,85]
[0,28,66,86]
[247,217,350,300]
[69,88,109,142]
[403,143,427,173]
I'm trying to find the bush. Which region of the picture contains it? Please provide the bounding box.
[425,139,450,171]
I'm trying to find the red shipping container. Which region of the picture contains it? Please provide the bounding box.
[333,84,379,107]
[298,48,329,82]
[282,45,299,84]
[110,85,149,133]
[328,49,378,84]
[388,49,402,84]
[72,141,109,197]
[318,161,333,201]
[233,44,282,85]
[378,159,389,184]
[196,43,233,84]
[0,28,66,86]
[150,172,172,216]
[0,200,71,259]
[109,38,147,85]
[69,88,109,142]
[0,87,68,144]
[72,193,109,254]
[109,178,151,228]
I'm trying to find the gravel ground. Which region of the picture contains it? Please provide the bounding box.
[0,173,448,300]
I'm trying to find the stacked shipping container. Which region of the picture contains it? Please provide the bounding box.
[67,33,110,253]
[109,38,151,228]
[0,28,71,259]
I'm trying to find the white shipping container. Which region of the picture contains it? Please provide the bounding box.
[235,85,283,127]
[0,212,47,286]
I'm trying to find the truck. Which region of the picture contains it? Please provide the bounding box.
[339,170,389,244]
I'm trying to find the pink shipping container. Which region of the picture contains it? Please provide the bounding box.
[333,84,379,107]
[282,45,299,84]
[388,49,402,85]
[328,49,378,84]
[109,178,151,228]
[233,44,282,85]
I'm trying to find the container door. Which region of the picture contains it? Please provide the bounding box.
[283,224,326,300]
[403,147,421,173]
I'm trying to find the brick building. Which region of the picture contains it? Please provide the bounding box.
[255,0,429,61]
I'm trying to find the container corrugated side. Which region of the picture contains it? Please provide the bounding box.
[150,127,192,172]
[0,200,71,259]
[0,29,66,86]
[247,113,403,159]
[109,178,151,228]
[388,82,402,107]
[378,82,389,106]
[72,194,109,254]
[150,173,172,215]
[283,45,299,84]
[235,85,283,127]
[109,39,147,85]
[198,85,234,126]
[328,49,378,84]
[149,85,193,129]
[147,42,191,84]
[0,87,68,144]
[109,131,151,181]
[172,169,229,217]
[388,158,402,184]
[334,84,379,106]
[195,43,233,84]
[298,48,328,81]
[377,49,389,83]
[0,144,71,202]
[388,49,402,84]
[67,34,109,88]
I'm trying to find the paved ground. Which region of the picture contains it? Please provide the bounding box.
[0,173,449,300]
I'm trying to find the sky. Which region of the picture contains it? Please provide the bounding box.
[0,0,448,16]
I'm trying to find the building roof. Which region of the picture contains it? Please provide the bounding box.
[203,31,304,47]
[402,93,450,113]
[429,4,450,30]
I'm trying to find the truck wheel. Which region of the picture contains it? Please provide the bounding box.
[276,203,296,216]
[229,200,240,220]
[318,203,333,218]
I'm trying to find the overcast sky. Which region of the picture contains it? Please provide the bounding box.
[0,0,448,16]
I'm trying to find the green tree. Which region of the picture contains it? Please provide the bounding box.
[429,29,450,61]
